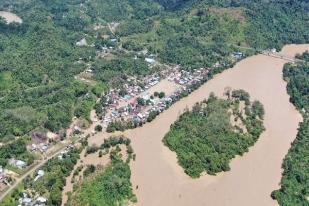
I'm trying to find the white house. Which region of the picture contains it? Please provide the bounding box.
[145,58,156,64]
[76,38,88,47]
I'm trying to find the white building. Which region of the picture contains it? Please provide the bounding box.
[76,38,88,47]
[145,58,156,64]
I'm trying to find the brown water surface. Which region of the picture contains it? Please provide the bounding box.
[86,44,309,206]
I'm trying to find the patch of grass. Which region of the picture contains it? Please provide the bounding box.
[0,71,13,90]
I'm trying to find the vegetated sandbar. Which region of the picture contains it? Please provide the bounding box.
[87,44,309,206]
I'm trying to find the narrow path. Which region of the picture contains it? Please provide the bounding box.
[107,23,115,35]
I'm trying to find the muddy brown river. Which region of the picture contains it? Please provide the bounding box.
[85,44,309,206]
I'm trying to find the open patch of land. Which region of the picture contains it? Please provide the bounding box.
[0,11,22,24]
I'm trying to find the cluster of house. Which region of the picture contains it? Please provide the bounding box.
[29,132,50,154]
[18,192,47,206]
[10,145,76,205]
[58,144,75,160]
[8,159,27,169]
[98,66,212,128]
[0,166,14,191]
[167,67,210,86]
[102,73,164,124]
[7,145,75,205]
[30,143,48,153]
[232,51,244,59]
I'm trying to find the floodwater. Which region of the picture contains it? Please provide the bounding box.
[76,44,309,206]
[0,11,22,24]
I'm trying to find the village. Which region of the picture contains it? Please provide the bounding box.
[0,142,75,206]
[95,65,212,131]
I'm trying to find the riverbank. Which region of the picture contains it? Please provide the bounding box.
[84,44,309,206]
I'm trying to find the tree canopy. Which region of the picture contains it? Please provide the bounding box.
[163,91,265,177]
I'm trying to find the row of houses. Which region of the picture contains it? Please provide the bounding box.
[18,192,47,206]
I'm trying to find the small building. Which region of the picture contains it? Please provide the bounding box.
[38,170,45,176]
[31,144,37,151]
[38,143,48,153]
[16,160,27,168]
[233,52,243,59]
[145,58,156,64]
[10,159,27,169]
[34,170,45,182]
[76,38,88,47]
[36,196,47,204]
[73,126,82,134]
[19,193,32,206]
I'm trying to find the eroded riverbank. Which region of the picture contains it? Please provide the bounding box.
[80,44,309,206]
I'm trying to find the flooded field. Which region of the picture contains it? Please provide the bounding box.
[0,11,22,24]
[77,44,309,206]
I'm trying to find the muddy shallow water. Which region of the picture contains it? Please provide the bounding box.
[87,44,309,206]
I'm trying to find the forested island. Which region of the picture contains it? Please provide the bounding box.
[163,89,265,177]
[271,52,309,206]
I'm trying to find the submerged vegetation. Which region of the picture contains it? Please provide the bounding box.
[271,52,309,206]
[163,90,265,177]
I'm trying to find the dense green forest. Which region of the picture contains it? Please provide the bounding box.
[271,52,309,206]
[0,0,308,157]
[163,90,265,177]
